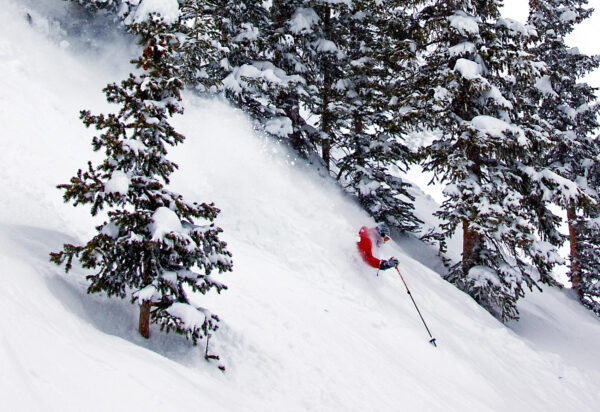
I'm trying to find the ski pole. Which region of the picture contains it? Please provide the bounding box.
[395,266,437,347]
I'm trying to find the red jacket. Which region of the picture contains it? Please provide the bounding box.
[357,226,381,269]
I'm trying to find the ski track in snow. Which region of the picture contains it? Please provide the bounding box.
[1,0,600,411]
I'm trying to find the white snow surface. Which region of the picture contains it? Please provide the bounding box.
[166,303,206,330]
[448,41,476,57]
[2,1,600,411]
[471,115,527,146]
[289,8,320,34]
[129,0,180,24]
[150,207,183,241]
[222,62,303,94]
[560,8,578,23]
[265,116,294,137]
[104,170,130,195]
[448,12,480,36]
[536,75,558,97]
[454,58,483,80]
[497,17,530,36]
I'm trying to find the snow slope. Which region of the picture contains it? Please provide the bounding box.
[1,1,600,411]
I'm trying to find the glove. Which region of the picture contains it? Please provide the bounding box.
[379,257,399,270]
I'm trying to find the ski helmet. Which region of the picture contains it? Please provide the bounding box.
[376,223,391,241]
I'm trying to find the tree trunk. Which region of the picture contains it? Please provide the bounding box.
[281,91,305,153]
[139,300,151,339]
[462,143,483,274]
[462,218,482,275]
[567,206,581,290]
[321,74,332,170]
[353,110,364,166]
[353,110,368,207]
[320,6,333,171]
[322,131,331,170]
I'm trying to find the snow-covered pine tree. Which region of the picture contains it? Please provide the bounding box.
[192,0,314,160]
[528,0,600,298]
[284,0,350,170]
[267,0,320,162]
[66,1,220,89]
[573,145,600,315]
[334,0,423,233]
[414,0,566,321]
[213,0,281,119]
[50,13,233,345]
[575,222,600,316]
[176,0,222,89]
[66,0,138,22]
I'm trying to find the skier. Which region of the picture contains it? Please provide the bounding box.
[357,223,399,271]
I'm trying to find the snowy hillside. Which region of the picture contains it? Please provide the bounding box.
[2,1,600,411]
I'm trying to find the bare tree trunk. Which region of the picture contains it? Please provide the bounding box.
[139,301,151,339]
[567,206,581,290]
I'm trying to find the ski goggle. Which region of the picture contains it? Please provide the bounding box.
[383,235,390,242]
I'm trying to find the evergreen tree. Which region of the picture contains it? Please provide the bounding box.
[285,0,350,169]
[414,1,568,321]
[67,0,138,21]
[176,0,223,89]
[213,0,281,119]
[196,0,315,159]
[50,14,233,344]
[574,148,600,316]
[269,0,320,158]
[334,0,423,233]
[528,0,600,295]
